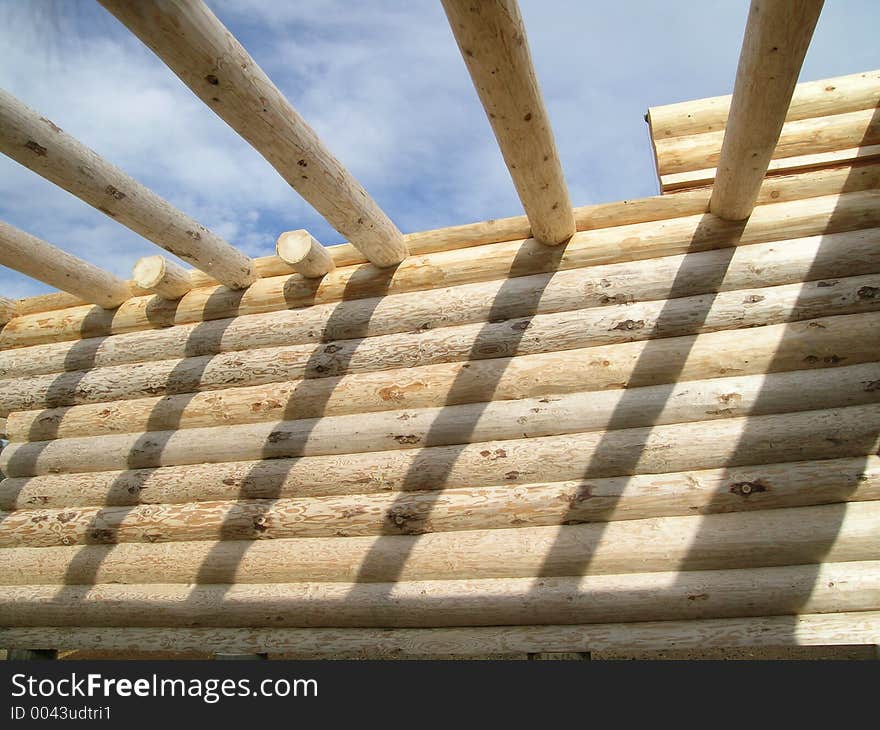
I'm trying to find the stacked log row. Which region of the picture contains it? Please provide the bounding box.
[0,154,878,653]
[648,70,880,192]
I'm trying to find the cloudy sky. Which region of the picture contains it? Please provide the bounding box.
[0,0,877,298]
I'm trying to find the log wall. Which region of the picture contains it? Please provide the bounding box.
[1,71,879,655]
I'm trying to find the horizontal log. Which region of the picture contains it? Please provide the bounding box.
[3,611,877,655]
[1,451,876,547]
[7,160,878,319]
[3,226,877,383]
[657,107,880,178]
[0,88,256,289]
[1,560,878,626]
[2,270,877,418]
[2,403,876,517]
[5,361,879,478]
[10,307,877,443]
[276,230,335,278]
[661,144,880,193]
[648,69,880,140]
[0,220,131,308]
[2,188,877,350]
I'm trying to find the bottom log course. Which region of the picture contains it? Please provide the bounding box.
[4,611,875,656]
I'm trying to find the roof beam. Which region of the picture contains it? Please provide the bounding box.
[710,0,824,220]
[99,0,408,268]
[0,219,131,308]
[442,0,575,245]
[0,88,257,290]
[132,255,192,301]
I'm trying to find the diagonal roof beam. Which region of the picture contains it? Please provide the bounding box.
[710,0,824,220]
[442,0,575,246]
[0,88,257,290]
[0,219,131,308]
[99,0,408,268]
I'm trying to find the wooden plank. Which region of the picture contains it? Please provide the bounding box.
[709,0,824,219]
[99,0,407,267]
[441,0,574,244]
[0,89,256,289]
[0,220,131,308]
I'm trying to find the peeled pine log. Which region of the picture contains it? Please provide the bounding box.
[5,361,879,478]
[100,0,407,267]
[1,403,877,523]
[1,451,877,546]
[132,255,191,300]
[276,230,335,278]
[2,188,877,350]
[658,107,879,177]
[1,561,878,626]
[0,220,131,308]
[648,69,880,140]
[0,296,17,325]
[2,271,877,418]
[709,0,823,220]
[11,309,877,443]
[4,611,878,655]
[442,0,574,245]
[0,89,256,289]
[3,226,877,383]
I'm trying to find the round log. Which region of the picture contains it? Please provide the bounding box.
[132,255,192,300]
[0,561,877,627]
[276,230,335,278]
[0,220,131,308]
[0,296,17,325]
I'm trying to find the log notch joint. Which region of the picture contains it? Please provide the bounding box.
[442,0,575,245]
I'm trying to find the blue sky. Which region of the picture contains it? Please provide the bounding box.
[0,0,878,298]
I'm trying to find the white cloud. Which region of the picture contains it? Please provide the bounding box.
[0,0,877,298]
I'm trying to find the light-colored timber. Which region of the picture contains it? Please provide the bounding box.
[0,220,131,308]
[709,0,824,219]
[99,0,407,267]
[0,297,16,325]
[0,561,877,626]
[8,161,880,318]
[0,456,876,546]
[1,404,877,520]
[3,612,877,655]
[442,0,574,244]
[1,188,877,352]
[4,362,878,478]
[276,230,335,278]
[648,69,880,140]
[131,255,192,300]
[0,89,256,289]
[8,309,877,442]
[1,270,877,418]
[2,226,877,383]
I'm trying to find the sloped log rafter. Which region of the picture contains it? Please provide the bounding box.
[0,89,256,289]
[710,0,825,219]
[442,0,575,244]
[98,0,408,267]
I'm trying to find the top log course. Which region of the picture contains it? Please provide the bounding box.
[9,161,880,318]
[709,0,824,220]
[648,69,880,140]
[99,0,408,268]
[0,89,256,289]
[0,220,131,308]
[441,0,575,245]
